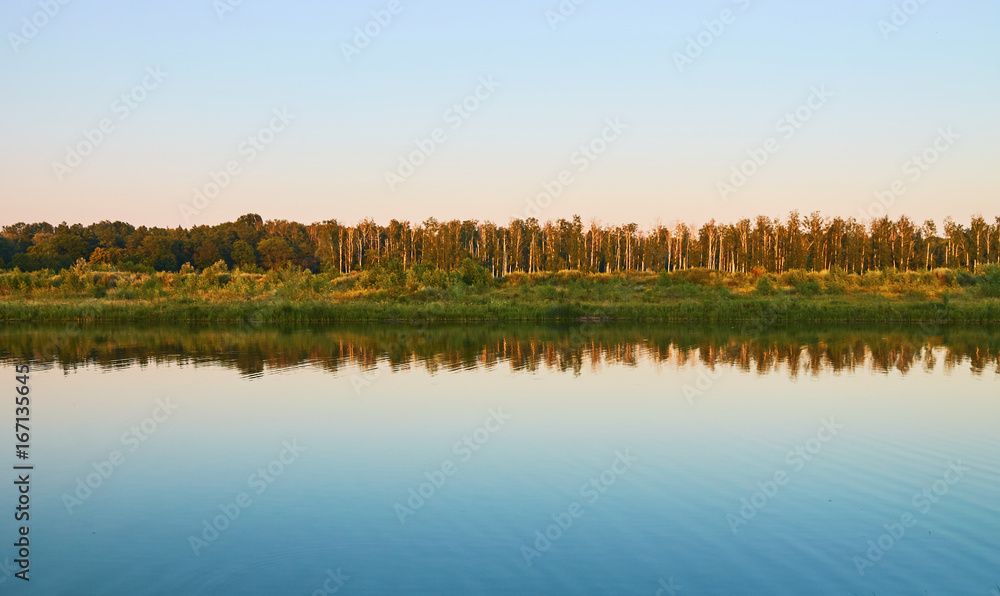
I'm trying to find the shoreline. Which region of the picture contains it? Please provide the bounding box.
[2,296,998,324]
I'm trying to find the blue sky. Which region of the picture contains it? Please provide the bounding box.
[1,0,997,228]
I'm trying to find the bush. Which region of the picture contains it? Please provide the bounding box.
[675,268,716,286]
[956,270,979,287]
[538,284,559,300]
[656,269,673,288]
[755,276,778,296]
[880,267,900,283]
[422,268,449,290]
[458,258,490,286]
[712,285,734,299]
[824,279,847,295]
[113,287,139,300]
[932,268,957,287]
[779,269,808,286]
[977,265,1000,298]
[140,276,162,298]
[860,271,883,288]
[793,279,821,297]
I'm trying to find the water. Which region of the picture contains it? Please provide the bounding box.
[1,324,998,595]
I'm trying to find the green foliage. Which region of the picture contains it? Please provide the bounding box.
[793,279,821,297]
[779,269,810,286]
[957,270,979,287]
[673,268,715,285]
[824,279,847,295]
[656,269,673,287]
[232,240,257,269]
[140,276,163,299]
[933,268,957,287]
[755,276,778,296]
[458,258,489,286]
[977,265,1000,298]
[257,237,294,270]
[1,262,998,326]
[422,268,449,290]
[537,284,559,300]
[860,271,883,288]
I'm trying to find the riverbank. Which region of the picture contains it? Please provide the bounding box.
[1,294,998,323]
[2,267,999,323]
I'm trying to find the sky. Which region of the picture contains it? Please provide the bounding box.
[1,0,998,229]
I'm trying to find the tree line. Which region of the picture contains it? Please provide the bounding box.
[2,212,998,275]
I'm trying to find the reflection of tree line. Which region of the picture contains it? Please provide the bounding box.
[1,324,997,378]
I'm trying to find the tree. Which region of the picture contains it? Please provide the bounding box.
[231,240,256,269]
[257,237,294,269]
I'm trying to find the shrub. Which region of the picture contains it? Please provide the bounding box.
[880,267,900,283]
[656,269,673,288]
[793,279,821,297]
[779,269,808,286]
[932,268,957,287]
[458,258,490,286]
[422,268,449,290]
[860,271,883,288]
[755,276,778,296]
[538,284,559,300]
[956,270,979,287]
[824,279,847,295]
[113,287,139,300]
[977,265,1000,298]
[674,268,715,286]
[140,276,162,298]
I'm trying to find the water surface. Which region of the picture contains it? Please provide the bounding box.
[1,323,997,594]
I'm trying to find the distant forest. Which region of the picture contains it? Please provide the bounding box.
[2,212,998,275]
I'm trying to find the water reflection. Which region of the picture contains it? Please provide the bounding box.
[1,322,997,377]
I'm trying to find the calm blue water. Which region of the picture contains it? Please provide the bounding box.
[2,327,998,594]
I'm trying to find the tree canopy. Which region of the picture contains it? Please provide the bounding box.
[2,213,997,274]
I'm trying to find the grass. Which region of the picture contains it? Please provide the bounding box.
[1,264,999,323]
